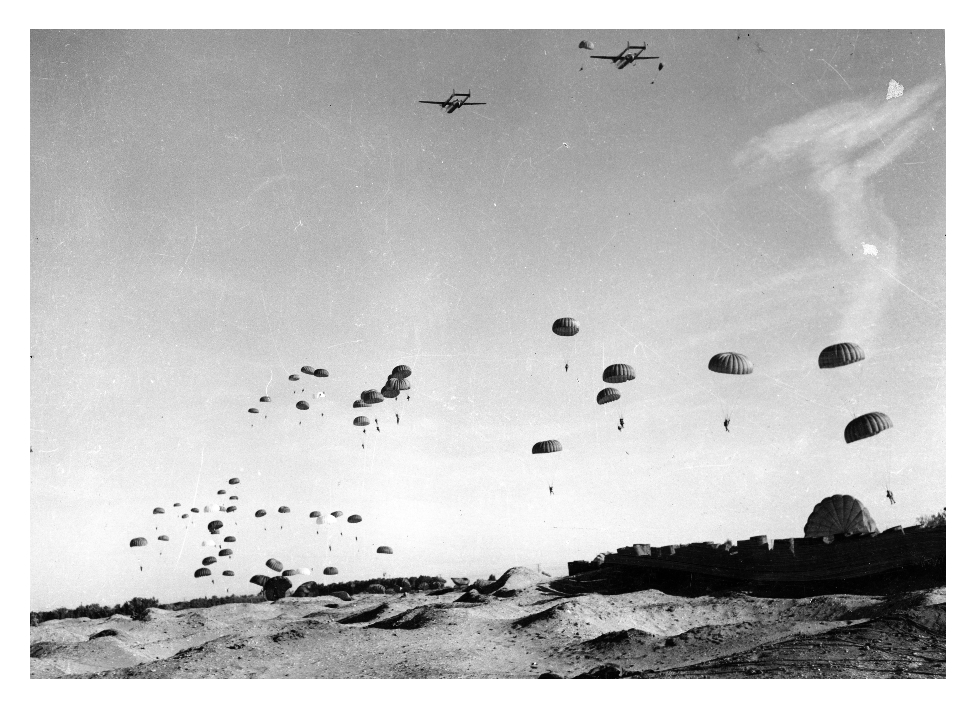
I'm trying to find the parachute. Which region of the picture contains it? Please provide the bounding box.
[353,400,370,408]
[226,505,237,512]
[844,412,893,444]
[204,505,213,513]
[222,570,235,577]
[348,514,362,524]
[579,40,595,50]
[129,537,148,547]
[803,495,879,537]
[158,535,169,541]
[250,574,270,587]
[395,378,411,391]
[331,510,343,518]
[217,490,226,495]
[289,374,300,381]
[202,540,216,547]
[207,520,224,533]
[377,546,393,554]
[263,575,292,601]
[323,567,339,576]
[353,416,370,427]
[223,536,236,543]
[229,495,238,500]
[174,502,181,507]
[259,396,271,403]
[190,508,199,513]
[296,401,310,411]
[552,317,580,336]
[266,558,284,572]
[310,511,322,518]
[282,569,299,577]
[194,568,211,578]
[153,507,165,514]
[708,352,753,375]
[596,388,621,406]
[278,506,291,514]
[248,408,259,414]
[301,366,316,375]
[255,509,267,517]
[361,389,384,405]
[818,343,865,369]
[181,513,189,519]
[391,365,412,380]
[202,556,217,565]
[314,368,329,378]
[229,477,240,485]
[532,440,563,454]
[602,364,636,383]
[296,567,312,576]
[218,548,233,557]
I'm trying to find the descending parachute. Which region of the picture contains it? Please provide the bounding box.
[259,396,271,403]
[296,567,312,576]
[222,570,235,577]
[282,569,299,577]
[708,352,753,375]
[250,574,270,587]
[181,513,189,519]
[158,535,169,541]
[377,546,393,554]
[289,374,300,381]
[314,369,328,378]
[602,364,636,383]
[278,506,291,514]
[207,520,224,534]
[248,408,259,414]
[353,416,370,427]
[310,511,322,518]
[844,412,893,444]
[353,399,370,408]
[202,540,216,548]
[532,440,563,454]
[301,366,316,375]
[361,389,384,405]
[226,505,237,512]
[153,507,165,514]
[229,495,238,500]
[579,40,595,50]
[223,536,236,543]
[194,568,212,578]
[218,548,233,557]
[217,490,226,495]
[174,502,181,507]
[129,537,148,547]
[395,378,411,391]
[331,511,343,518]
[255,509,267,517]
[323,567,339,576]
[552,317,580,336]
[391,365,412,380]
[819,343,865,369]
[348,514,362,524]
[803,495,879,537]
[229,477,240,485]
[596,388,621,406]
[191,508,199,513]
[296,401,310,411]
[266,558,284,572]
[202,556,217,566]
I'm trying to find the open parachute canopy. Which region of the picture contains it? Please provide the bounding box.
[296,401,310,410]
[218,548,233,557]
[202,556,217,566]
[190,508,199,513]
[579,39,595,50]
[229,477,239,484]
[301,366,315,375]
[129,537,148,547]
[250,574,270,587]
[222,570,234,577]
[153,507,165,514]
[353,399,369,408]
[310,510,322,518]
[353,416,370,427]
[278,506,290,514]
[844,412,893,443]
[202,540,216,547]
[395,378,411,391]
[818,342,865,369]
[348,514,362,523]
[361,389,384,405]
[217,490,226,495]
[207,520,223,533]
[708,352,753,375]
[596,387,621,406]
[158,535,169,541]
[248,408,259,414]
[229,495,238,500]
[223,536,236,543]
[259,396,271,403]
[289,374,300,381]
[226,505,237,512]
[282,569,299,577]
[323,567,339,576]
[331,510,344,518]
[174,502,181,507]
[314,368,329,378]
[552,317,580,337]
[266,558,284,572]
[391,364,412,380]
[181,513,188,518]
[255,509,267,517]
[194,568,211,578]
[803,495,879,538]
[532,440,563,454]
[602,364,636,383]
[377,546,393,554]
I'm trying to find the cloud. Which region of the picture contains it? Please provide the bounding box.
[735,80,943,343]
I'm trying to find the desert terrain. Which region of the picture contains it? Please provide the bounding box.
[30,566,945,679]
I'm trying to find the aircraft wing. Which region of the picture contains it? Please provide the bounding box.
[632,56,660,60]
[418,101,447,105]
[464,102,487,106]
[590,55,622,60]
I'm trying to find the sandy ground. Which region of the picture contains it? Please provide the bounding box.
[30,567,945,679]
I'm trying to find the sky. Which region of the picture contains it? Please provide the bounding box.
[30,29,946,611]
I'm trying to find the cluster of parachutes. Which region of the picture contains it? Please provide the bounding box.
[247,365,329,423]
[351,364,412,447]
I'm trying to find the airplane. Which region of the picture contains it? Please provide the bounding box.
[418,91,486,114]
[590,42,660,70]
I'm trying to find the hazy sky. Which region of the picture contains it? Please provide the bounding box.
[30,29,945,610]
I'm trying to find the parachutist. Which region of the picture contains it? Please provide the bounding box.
[565,363,569,372]
[619,418,624,428]
[396,414,400,424]
[376,427,381,433]
[723,418,730,432]
[406,395,410,401]
[886,489,896,505]
[549,486,554,496]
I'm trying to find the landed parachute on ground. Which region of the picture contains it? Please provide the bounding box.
[708,352,753,375]
[266,558,284,573]
[391,365,412,380]
[596,388,621,406]
[348,514,362,523]
[129,537,147,547]
[602,364,635,383]
[323,567,339,575]
[803,495,879,537]
[194,568,211,578]
[296,401,309,411]
[532,440,563,454]
[250,574,269,587]
[844,412,893,443]
[579,39,595,50]
[377,546,393,554]
[552,317,580,336]
[818,343,865,369]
